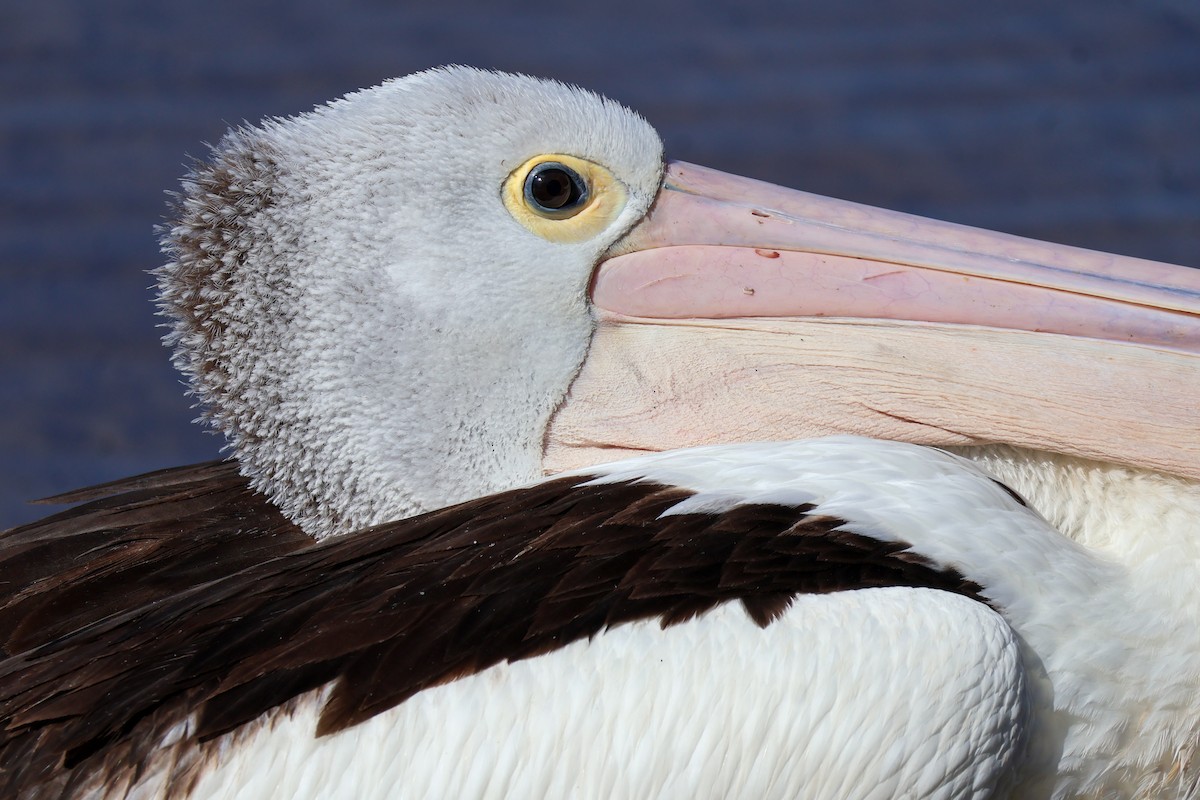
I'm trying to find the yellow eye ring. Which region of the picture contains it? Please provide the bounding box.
[502,154,626,244]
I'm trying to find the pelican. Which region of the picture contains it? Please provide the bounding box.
[1,67,1198,800]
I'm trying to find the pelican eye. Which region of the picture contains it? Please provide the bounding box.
[525,162,589,218]
[502,153,626,244]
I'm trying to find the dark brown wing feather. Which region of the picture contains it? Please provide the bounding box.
[0,461,310,656]
[0,470,983,799]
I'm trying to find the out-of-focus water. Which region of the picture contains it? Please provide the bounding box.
[2,0,1198,528]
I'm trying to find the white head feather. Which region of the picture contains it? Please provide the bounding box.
[157,67,664,537]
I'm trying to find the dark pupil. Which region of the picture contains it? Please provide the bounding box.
[530,167,577,210]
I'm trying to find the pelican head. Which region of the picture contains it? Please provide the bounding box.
[160,68,664,536]
[160,66,1198,547]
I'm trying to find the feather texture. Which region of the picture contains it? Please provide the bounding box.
[0,459,981,798]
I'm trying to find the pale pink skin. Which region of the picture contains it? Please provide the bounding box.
[595,162,1200,353]
[544,161,1200,480]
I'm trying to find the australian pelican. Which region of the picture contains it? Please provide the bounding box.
[2,67,1198,800]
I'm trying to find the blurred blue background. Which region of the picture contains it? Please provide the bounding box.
[2,0,1198,528]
